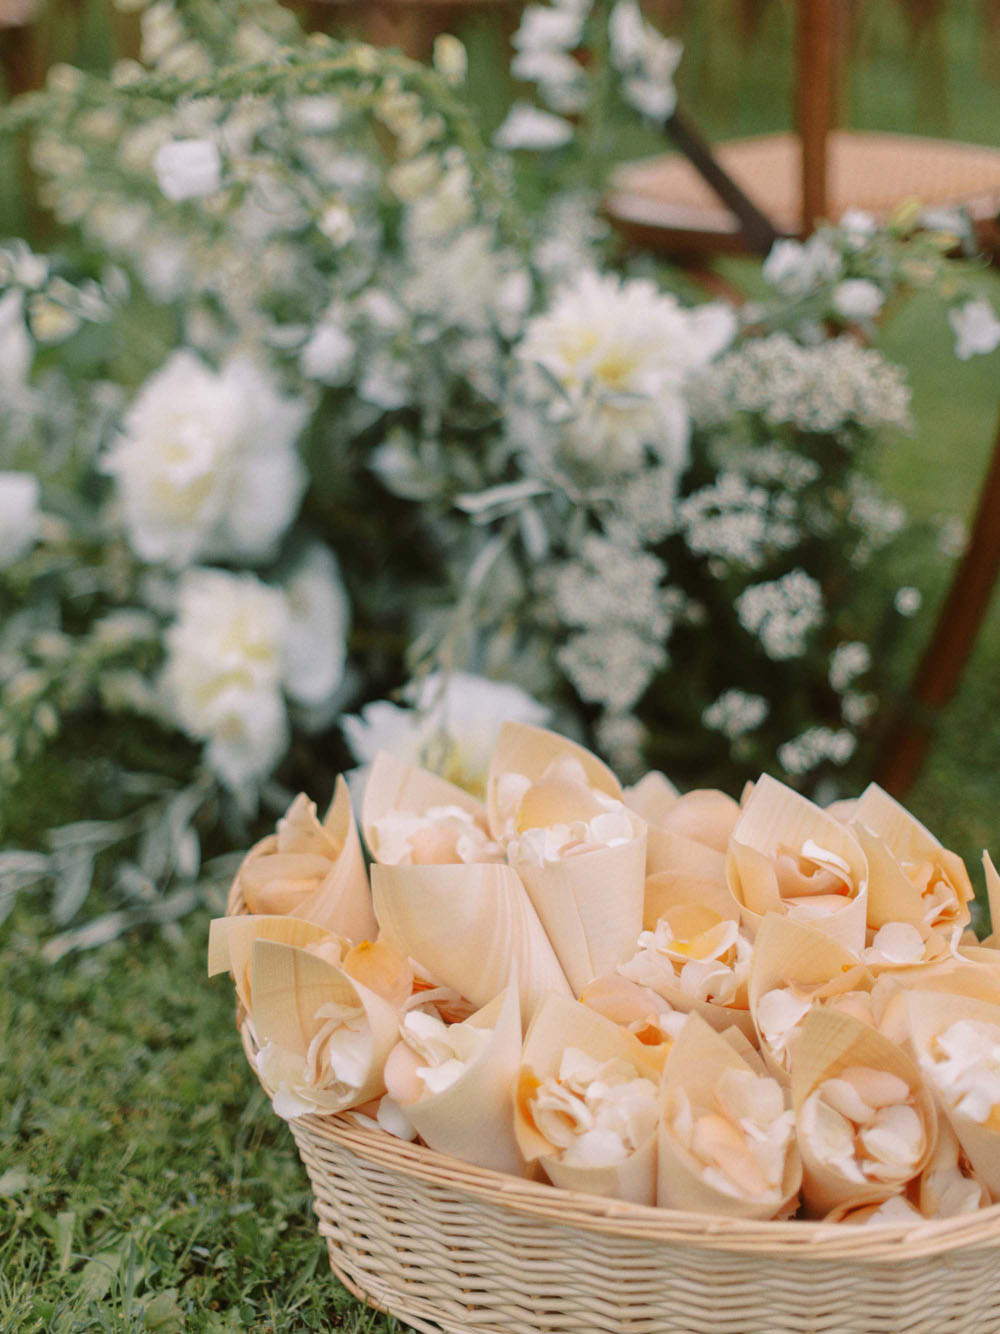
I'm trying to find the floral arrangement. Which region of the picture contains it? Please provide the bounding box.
[214,720,1000,1221]
[1,0,999,952]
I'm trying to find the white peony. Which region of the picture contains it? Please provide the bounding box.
[343,671,550,794]
[0,471,41,567]
[153,137,222,201]
[103,350,309,567]
[518,271,734,472]
[161,567,290,790]
[949,299,1000,361]
[282,543,351,711]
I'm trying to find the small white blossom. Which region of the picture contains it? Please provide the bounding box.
[894,586,922,617]
[828,641,870,693]
[0,288,32,391]
[104,350,309,567]
[762,235,841,295]
[0,472,41,568]
[282,544,350,712]
[838,209,877,250]
[153,138,222,202]
[300,319,355,385]
[703,688,769,740]
[162,568,290,790]
[949,299,1000,361]
[778,726,857,775]
[832,279,884,323]
[678,472,799,569]
[735,569,823,660]
[609,0,682,122]
[494,103,574,151]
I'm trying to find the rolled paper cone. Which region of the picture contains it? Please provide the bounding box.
[748,914,871,1079]
[513,827,647,996]
[905,990,1000,1201]
[643,835,733,923]
[486,721,622,839]
[208,913,340,1015]
[726,775,869,954]
[918,1120,990,1217]
[361,751,485,862]
[371,861,571,1021]
[400,985,526,1176]
[625,770,679,825]
[657,1013,801,1218]
[250,939,401,1113]
[790,1006,937,1217]
[851,783,973,931]
[653,789,742,854]
[294,776,377,941]
[982,852,1000,946]
[719,1024,769,1077]
[852,824,929,931]
[515,994,660,1204]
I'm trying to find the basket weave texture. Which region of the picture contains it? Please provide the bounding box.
[228,882,1000,1334]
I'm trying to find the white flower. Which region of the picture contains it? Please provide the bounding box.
[300,319,355,385]
[161,567,290,789]
[735,569,824,660]
[838,208,877,250]
[702,688,769,740]
[343,671,549,793]
[103,350,308,567]
[282,543,350,711]
[518,271,734,473]
[828,641,870,692]
[609,1,682,122]
[513,3,585,54]
[778,725,857,776]
[0,472,41,567]
[894,586,922,617]
[494,103,574,151]
[949,299,1000,361]
[762,235,841,295]
[832,279,884,322]
[0,288,32,390]
[404,225,504,331]
[153,138,222,202]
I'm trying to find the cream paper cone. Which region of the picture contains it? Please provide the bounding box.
[918,1120,990,1217]
[726,774,868,954]
[361,751,486,861]
[250,939,401,1114]
[657,1013,801,1219]
[625,770,679,825]
[397,985,525,1176]
[882,954,1000,1007]
[371,861,570,1021]
[748,915,872,1079]
[905,990,1000,1201]
[486,721,623,840]
[790,1007,937,1217]
[982,852,1000,946]
[515,994,660,1204]
[208,913,340,1015]
[234,781,376,942]
[851,783,973,932]
[642,836,732,924]
[512,826,647,996]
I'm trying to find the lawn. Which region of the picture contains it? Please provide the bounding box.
[4,2,1000,1331]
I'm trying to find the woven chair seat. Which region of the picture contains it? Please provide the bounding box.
[605,130,1000,254]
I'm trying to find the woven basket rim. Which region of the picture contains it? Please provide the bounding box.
[227,886,1000,1261]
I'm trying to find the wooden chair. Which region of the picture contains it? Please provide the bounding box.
[604,0,1000,798]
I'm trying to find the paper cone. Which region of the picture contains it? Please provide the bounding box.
[371,861,571,1021]
[642,836,733,925]
[790,1007,937,1216]
[250,939,401,1115]
[486,722,622,839]
[208,913,340,1015]
[852,783,973,932]
[361,751,488,862]
[726,775,869,954]
[394,984,526,1176]
[905,990,1000,1201]
[512,827,647,995]
[918,1120,989,1217]
[748,915,871,1079]
[982,852,1000,945]
[625,770,679,825]
[515,994,660,1204]
[234,782,376,942]
[657,1014,801,1218]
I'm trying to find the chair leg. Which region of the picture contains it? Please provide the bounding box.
[876,410,1000,797]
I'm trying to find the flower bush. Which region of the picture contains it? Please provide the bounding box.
[1,0,998,949]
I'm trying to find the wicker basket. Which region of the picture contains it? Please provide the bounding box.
[228,883,1000,1334]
